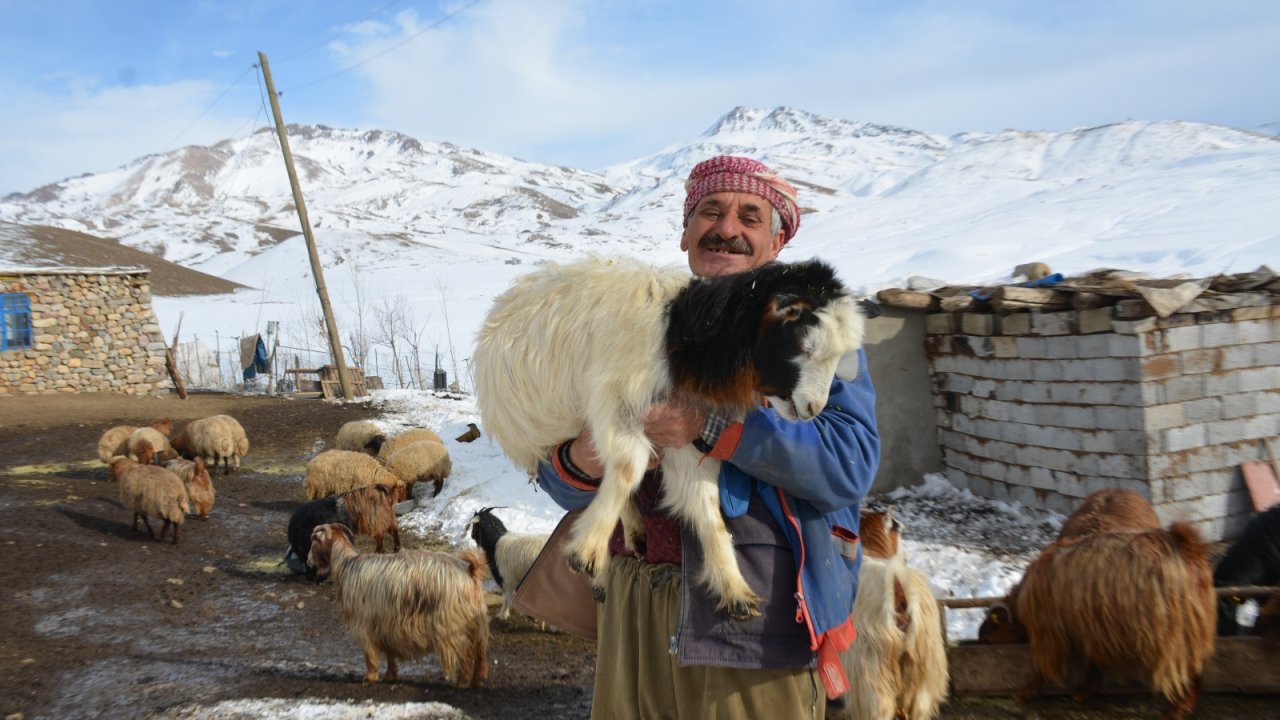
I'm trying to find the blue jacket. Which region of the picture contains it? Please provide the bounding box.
[536,347,879,696]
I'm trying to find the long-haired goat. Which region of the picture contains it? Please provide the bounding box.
[307,523,490,688]
[833,507,948,720]
[109,449,190,544]
[468,507,550,624]
[473,257,865,619]
[1213,505,1280,635]
[999,524,1216,720]
[980,487,1163,644]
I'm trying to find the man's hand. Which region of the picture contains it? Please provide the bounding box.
[568,402,707,476]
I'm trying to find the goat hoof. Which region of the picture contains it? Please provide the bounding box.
[725,600,761,622]
[592,586,607,603]
[565,555,594,576]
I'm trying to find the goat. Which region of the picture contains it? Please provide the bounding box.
[832,507,948,720]
[165,456,215,520]
[980,487,1163,644]
[467,507,550,625]
[307,523,489,688]
[1213,505,1280,635]
[474,257,865,619]
[994,524,1216,720]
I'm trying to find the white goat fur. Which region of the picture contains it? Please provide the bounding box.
[305,449,404,500]
[493,532,551,621]
[308,523,489,688]
[838,554,949,720]
[474,257,865,615]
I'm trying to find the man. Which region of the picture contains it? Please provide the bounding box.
[537,155,880,719]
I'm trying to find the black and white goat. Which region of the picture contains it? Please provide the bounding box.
[468,507,550,624]
[1214,504,1280,635]
[473,256,865,620]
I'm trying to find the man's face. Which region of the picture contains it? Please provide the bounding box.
[680,191,785,278]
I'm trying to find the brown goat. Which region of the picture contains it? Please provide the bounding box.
[860,506,902,560]
[1057,488,1161,540]
[1012,524,1216,720]
[307,523,489,688]
[167,457,216,520]
[338,483,404,553]
[981,488,1164,645]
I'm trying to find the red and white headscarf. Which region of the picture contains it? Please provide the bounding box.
[683,155,801,245]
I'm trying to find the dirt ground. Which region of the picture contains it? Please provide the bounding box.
[0,392,1275,719]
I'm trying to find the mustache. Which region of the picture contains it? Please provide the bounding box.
[697,232,751,254]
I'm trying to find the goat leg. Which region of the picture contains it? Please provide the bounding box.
[1015,671,1044,703]
[1162,675,1202,720]
[384,655,399,683]
[391,527,401,553]
[1071,663,1103,704]
[362,649,381,684]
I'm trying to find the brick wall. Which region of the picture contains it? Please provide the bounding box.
[928,303,1280,541]
[0,268,171,397]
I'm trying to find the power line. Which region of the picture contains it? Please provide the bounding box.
[276,0,409,63]
[161,63,255,153]
[278,0,482,96]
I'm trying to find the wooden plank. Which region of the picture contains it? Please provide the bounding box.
[947,637,1280,696]
[1242,461,1280,512]
[877,288,938,310]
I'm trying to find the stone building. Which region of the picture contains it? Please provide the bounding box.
[875,267,1280,542]
[0,266,171,396]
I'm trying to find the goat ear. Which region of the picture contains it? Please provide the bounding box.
[835,350,860,381]
[771,293,808,322]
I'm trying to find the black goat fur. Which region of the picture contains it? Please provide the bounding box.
[469,507,509,589]
[1214,505,1280,634]
[286,497,354,581]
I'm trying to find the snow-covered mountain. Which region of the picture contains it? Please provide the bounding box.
[1,106,1276,386]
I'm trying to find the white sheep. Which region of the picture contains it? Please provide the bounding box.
[304,449,404,500]
[383,440,451,498]
[335,420,387,456]
[307,523,490,688]
[376,428,445,462]
[474,257,865,619]
[171,414,249,475]
[110,452,190,544]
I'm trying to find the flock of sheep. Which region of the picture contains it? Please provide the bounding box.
[94,412,1280,715]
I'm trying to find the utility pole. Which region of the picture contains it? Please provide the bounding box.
[257,50,354,400]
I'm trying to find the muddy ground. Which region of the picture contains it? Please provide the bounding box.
[0,392,1275,719]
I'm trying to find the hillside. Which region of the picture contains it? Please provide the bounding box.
[0,222,247,296]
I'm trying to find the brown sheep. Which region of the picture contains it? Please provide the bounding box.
[335,420,387,456]
[307,523,489,688]
[166,456,216,520]
[1009,524,1216,720]
[110,449,190,544]
[383,440,451,498]
[375,428,444,462]
[97,425,136,465]
[304,450,404,500]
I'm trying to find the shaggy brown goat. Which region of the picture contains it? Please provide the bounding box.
[1057,488,1161,540]
[307,523,489,688]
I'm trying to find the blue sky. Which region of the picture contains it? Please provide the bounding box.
[2,0,1278,195]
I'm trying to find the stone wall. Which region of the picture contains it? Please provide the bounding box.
[0,268,171,396]
[927,302,1280,542]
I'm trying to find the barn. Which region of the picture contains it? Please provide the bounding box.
[0,266,171,396]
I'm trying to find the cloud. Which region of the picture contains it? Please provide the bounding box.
[0,79,252,194]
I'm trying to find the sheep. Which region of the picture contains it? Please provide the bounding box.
[170,414,249,476]
[304,449,405,500]
[97,425,136,464]
[1213,505,1280,635]
[990,524,1216,720]
[123,418,174,464]
[473,256,865,619]
[383,440,452,498]
[109,447,190,544]
[285,484,404,578]
[307,523,490,688]
[335,420,386,457]
[832,507,948,720]
[165,456,215,520]
[376,428,445,463]
[467,507,551,624]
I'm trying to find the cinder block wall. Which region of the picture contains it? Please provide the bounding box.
[927,305,1280,541]
[0,268,171,396]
